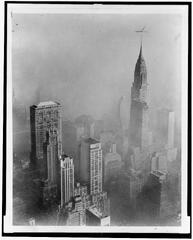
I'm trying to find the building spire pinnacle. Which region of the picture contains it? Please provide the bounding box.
[139,41,143,58]
[135,26,147,59]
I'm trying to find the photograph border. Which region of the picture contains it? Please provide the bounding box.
[2,1,192,238]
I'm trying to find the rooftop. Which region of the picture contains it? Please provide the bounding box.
[151,170,166,179]
[87,206,102,218]
[35,101,60,108]
[60,154,73,160]
[84,138,100,145]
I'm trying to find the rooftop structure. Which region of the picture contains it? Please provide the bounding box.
[34,101,60,108]
[150,170,166,182]
[84,138,100,145]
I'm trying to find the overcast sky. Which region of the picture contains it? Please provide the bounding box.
[12,13,182,123]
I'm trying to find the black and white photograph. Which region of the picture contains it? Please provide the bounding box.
[2,2,190,236]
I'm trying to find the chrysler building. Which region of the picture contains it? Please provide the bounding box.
[129,44,149,149]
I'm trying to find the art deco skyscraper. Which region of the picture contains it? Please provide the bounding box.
[43,128,59,185]
[129,44,149,149]
[60,155,74,206]
[80,138,103,195]
[30,101,62,178]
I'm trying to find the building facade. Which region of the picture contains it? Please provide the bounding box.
[104,143,122,183]
[80,138,103,195]
[155,109,175,148]
[43,128,60,185]
[60,155,74,206]
[30,101,62,178]
[86,206,110,226]
[129,45,149,149]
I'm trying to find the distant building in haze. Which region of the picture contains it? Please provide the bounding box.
[151,151,168,173]
[62,120,77,155]
[129,173,143,201]
[156,109,175,148]
[104,143,122,183]
[75,115,94,141]
[30,101,62,178]
[93,120,104,140]
[137,170,166,222]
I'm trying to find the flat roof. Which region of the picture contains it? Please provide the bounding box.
[31,101,60,108]
[84,138,100,144]
[151,170,165,178]
[60,154,72,159]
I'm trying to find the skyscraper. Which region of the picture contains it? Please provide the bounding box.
[79,138,103,195]
[129,44,149,149]
[30,101,62,178]
[43,128,59,185]
[156,109,175,148]
[168,111,175,149]
[60,155,74,206]
[104,143,122,184]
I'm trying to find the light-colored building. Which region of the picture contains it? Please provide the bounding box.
[60,155,74,206]
[156,109,175,149]
[80,138,102,195]
[29,218,35,226]
[168,111,175,148]
[67,210,85,226]
[151,152,168,173]
[57,200,86,226]
[99,131,115,149]
[30,101,62,178]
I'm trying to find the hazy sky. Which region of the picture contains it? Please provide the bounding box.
[12,13,182,122]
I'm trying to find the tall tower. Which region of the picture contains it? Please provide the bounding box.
[129,44,149,149]
[43,128,60,185]
[30,101,62,178]
[79,138,103,195]
[60,155,74,206]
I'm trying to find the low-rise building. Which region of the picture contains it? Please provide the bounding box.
[86,205,110,226]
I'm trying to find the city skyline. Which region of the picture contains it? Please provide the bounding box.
[12,13,182,127]
[12,41,180,227]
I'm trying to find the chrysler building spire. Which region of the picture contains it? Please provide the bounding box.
[134,42,147,93]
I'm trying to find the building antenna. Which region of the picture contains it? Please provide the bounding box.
[135,26,148,46]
